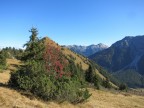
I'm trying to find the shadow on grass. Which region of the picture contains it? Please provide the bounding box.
[0,82,9,88]
[0,82,36,100]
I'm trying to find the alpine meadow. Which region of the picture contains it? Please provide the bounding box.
[0,0,144,108]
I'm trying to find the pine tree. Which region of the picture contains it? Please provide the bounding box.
[9,27,91,103]
[28,27,39,44]
[102,77,111,88]
[119,83,128,91]
[85,64,95,83]
[23,27,43,61]
[93,74,100,89]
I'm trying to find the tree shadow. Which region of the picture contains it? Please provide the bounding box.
[0,82,36,100]
[0,82,9,88]
[11,64,19,68]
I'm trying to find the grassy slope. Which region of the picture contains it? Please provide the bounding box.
[62,47,117,88]
[0,58,144,108]
[43,37,118,88]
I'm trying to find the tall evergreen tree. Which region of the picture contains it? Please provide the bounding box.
[29,27,38,42]
[24,27,39,49]
[23,27,43,60]
[9,27,91,103]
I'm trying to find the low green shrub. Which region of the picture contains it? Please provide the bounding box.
[9,28,91,104]
[9,60,91,103]
[119,83,128,91]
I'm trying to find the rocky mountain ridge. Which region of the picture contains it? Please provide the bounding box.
[64,43,108,57]
[89,35,144,87]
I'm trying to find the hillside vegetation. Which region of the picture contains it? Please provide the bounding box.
[33,29,117,89]
[0,59,144,108]
[1,28,144,108]
[89,36,144,87]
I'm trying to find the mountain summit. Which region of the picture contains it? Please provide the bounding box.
[89,35,144,87]
[65,43,108,57]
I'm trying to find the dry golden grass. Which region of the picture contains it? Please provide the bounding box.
[42,37,115,85]
[6,59,22,71]
[43,37,61,49]
[0,59,144,108]
[0,70,10,84]
[62,47,89,70]
[0,59,21,84]
[0,86,144,108]
[42,37,88,70]
[6,59,21,65]
[84,89,144,108]
[62,47,118,88]
[43,37,117,87]
[0,38,142,107]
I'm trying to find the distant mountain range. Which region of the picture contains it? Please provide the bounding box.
[64,43,108,57]
[89,35,144,87]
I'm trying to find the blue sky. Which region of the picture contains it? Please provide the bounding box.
[0,0,144,48]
